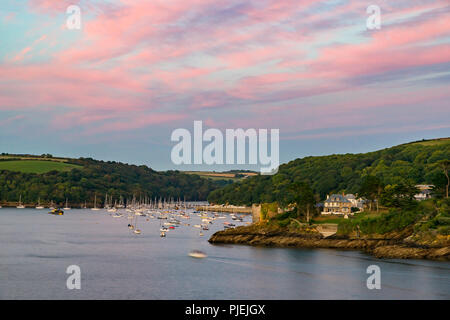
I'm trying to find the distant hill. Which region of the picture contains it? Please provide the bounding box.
[0,154,230,206]
[207,138,450,205]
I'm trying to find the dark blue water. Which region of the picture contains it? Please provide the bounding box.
[0,208,449,299]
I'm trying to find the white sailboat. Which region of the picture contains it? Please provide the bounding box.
[108,199,117,212]
[133,214,141,234]
[91,194,100,211]
[104,193,109,210]
[63,198,71,210]
[35,197,44,209]
[17,195,25,209]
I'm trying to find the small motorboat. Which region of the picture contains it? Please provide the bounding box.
[188,250,207,259]
[48,208,64,215]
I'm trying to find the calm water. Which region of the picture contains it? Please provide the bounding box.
[0,208,449,300]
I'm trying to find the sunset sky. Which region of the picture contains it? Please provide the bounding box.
[1,0,449,171]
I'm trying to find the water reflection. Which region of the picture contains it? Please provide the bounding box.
[0,208,448,299]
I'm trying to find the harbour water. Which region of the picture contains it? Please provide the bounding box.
[0,208,449,299]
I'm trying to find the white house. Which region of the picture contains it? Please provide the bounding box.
[322,193,365,216]
[414,185,434,201]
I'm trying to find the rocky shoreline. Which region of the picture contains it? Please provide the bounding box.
[208,225,450,261]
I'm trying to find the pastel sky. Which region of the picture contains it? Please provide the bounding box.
[1,0,449,171]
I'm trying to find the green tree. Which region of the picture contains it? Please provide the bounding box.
[380,183,419,208]
[359,175,384,211]
[288,182,316,223]
[436,160,449,198]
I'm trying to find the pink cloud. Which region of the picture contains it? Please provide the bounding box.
[0,0,448,142]
[83,112,187,135]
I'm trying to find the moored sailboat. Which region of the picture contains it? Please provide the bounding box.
[63,198,71,210]
[35,197,44,209]
[91,194,100,211]
[17,195,25,209]
[133,213,141,234]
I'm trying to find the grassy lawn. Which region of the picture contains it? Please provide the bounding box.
[0,160,82,174]
[312,210,385,225]
[312,215,345,224]
[409,137,450,146]
[184,171,257,181]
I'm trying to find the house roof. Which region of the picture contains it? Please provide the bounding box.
[325,194,351,203]
[415,184,434,190]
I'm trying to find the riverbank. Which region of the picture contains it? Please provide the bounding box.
[208,225,450,261]
[196,205,252,213]
[0,203,76,208]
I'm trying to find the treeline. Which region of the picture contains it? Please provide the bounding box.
[0,157,230,206]
[208,139,450,206]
